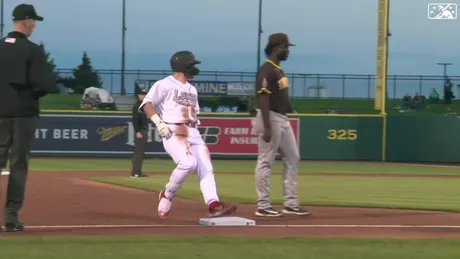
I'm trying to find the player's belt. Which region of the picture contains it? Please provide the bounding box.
[165,121,198,128]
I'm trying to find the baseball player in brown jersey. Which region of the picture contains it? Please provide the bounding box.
[253,33,310,217]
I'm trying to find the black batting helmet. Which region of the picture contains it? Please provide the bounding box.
[170,51,201,77]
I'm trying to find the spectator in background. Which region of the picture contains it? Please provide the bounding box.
[402,92,412,110]
[429,88,440,103]
[444,78,455,104]
[413,92,424,108]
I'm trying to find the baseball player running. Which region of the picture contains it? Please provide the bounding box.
[139,51,237,219]
[253,33,309,217]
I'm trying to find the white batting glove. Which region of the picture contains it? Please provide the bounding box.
[150,114,171,138]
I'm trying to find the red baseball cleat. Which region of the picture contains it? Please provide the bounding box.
[208,201,237,218]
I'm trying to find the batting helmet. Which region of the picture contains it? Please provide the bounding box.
[170,51,201,76]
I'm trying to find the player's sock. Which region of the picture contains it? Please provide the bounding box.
[199,173,220,204]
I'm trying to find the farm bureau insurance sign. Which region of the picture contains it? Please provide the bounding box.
[31,114,299,156]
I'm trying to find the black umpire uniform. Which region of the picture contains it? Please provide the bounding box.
[130,83,150,178]
[0,4,53,232]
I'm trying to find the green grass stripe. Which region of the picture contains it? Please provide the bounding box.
[25,159,460,175]
[88,174,460,212]
[40,92,460,115]
[2,236,460,259]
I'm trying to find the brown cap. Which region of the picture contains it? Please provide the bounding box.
[267,33,295,47]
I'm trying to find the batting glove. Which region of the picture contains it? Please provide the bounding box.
[150,114,171,138]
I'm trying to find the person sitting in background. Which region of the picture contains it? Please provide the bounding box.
[80,94,94,109]
[429,88,440,103]
[413,92,424,108]
[402,92,412,110]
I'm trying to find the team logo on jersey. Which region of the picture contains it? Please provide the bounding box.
[173,89,197,106]
[278,77,289,89]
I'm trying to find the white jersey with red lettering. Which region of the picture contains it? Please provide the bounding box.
[139,75,221,216]
[140,75,199,124]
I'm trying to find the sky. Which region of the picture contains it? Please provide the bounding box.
[1,0,459,97]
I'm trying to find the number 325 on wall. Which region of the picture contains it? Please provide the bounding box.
[327,129,358,140]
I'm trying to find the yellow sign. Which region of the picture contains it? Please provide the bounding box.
[327,129,358,140]
[97,126,128,141]
[374,0,389,113]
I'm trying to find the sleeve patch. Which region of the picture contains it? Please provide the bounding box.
[257,78,272,94]
[278,77,289,89]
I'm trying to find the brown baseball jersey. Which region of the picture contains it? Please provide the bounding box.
[255,60,293,115]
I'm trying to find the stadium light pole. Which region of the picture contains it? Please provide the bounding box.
[256,0,263,72]
[121,0,127,95]
[437,62,453,82]
[0,0,4,38]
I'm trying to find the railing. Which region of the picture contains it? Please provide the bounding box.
[56,69,460,99]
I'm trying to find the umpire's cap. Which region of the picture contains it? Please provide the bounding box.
[12,4,44,21]
[135,80,150,95]
[170,51,201,73]
[267,33,295,47]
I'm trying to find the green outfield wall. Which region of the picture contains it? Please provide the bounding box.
[31,111,460,163]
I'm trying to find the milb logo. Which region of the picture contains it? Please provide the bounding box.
[198,126,220,144]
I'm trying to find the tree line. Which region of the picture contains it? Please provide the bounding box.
[41,43,104,94]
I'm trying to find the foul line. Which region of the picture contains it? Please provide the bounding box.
[24,224,460,229]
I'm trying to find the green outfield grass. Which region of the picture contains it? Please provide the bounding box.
[290,98,460,115]
[1,237,460,259]
[39,93,460,115]
[25,158,460,175]
[41,94,82,110]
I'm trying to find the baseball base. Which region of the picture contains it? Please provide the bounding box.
[199,216,256,226]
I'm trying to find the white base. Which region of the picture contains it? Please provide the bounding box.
[199,217,256,226]
[1,170,9,176]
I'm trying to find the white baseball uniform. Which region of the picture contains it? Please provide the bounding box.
[139,75,219,206]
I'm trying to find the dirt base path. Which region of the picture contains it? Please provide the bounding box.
[1,172,460,238]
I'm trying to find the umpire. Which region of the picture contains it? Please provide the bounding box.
[0,4,53,232]
[130,82,150,178]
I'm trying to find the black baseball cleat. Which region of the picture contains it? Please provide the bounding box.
[282,206,311,216]
[4,222,24,232]
[131,172,149,178]
[255,207,283,217]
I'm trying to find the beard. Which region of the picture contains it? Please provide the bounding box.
[279,53,289,61]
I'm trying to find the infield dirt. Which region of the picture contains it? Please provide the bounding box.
[1,171,459,238]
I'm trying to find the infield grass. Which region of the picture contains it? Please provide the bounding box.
[19,158,460,211]
[89,173,460,212]
[25,158,460,175]
[1,237,460,259]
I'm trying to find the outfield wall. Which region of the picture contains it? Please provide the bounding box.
[31,112,460,163]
